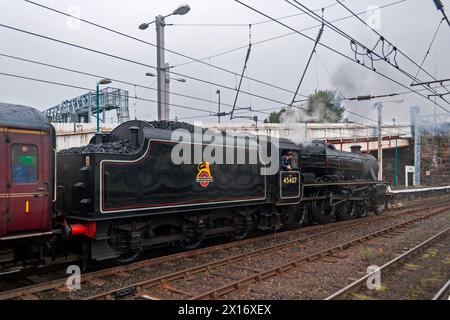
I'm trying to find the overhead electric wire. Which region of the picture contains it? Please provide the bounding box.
[284,0,450,106]
[233,0,450,115]
[172,0,408,68]
[291,19,325,104]
[0,67,414,136]
[0,53,294,120]
[0,52,269,116]
[334,0,450,93]
[0,72,216,116]
[236,102,405,133]
[0,23,298,109]
[411,17,444,85]
[3,61,391,131]
[432,0,450,27]
[171,0,344,27]
[24,0,308,98]
[6,0,441,130]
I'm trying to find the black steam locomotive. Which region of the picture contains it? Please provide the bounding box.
[56,120,385,264]
[0,103,385,270]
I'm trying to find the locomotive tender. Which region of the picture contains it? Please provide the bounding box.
[0,103,385,270]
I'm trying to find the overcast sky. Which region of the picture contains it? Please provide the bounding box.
[1,0,449,125]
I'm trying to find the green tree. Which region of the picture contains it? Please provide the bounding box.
[264,108,285,123]
[306,90,345,123]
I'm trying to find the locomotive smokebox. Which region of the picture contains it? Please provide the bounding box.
[350,145,362,153]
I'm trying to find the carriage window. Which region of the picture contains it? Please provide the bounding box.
[11,144,38,183]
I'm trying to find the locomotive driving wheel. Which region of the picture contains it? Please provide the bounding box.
[335,202,357,220]
[282,204,307,228]
[354,204,368,218]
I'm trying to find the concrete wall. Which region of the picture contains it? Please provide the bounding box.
[53,123,118,151]
[204,122,411,152]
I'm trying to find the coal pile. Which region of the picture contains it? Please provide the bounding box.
[147,120,204,133]
[59,140,139,155]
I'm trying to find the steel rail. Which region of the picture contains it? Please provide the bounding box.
[432,279,450,301]
[85,204,450,300]
[1,197,448,300]
[325,227,450,300]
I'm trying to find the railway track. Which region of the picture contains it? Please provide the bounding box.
[0,193,443,283]
[325,227,450,300]
[0,198,449,300]
[433,280,450,300]
[0,193,445,280]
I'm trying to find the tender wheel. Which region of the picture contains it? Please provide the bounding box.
[108,224,143,264]
[226,209,255,241]
[175,224,205,251]
[226,228,251,241]
[114,250,142,264]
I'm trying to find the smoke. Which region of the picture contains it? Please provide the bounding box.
[280,106,311,123]
[331,61,412,122]
[280,93,342,124]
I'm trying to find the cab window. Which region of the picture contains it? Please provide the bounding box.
[281,151,299,170]
[291,151,299,169]
[11,144,38,183]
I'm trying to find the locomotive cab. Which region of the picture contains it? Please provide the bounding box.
[277,140,302,204]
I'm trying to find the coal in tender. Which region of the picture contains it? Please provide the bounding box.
[147,120,205,133]
[59,140,139,155]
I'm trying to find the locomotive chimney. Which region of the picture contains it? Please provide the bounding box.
[94,132,103,145]
[350,145,362,153]
[129,126,140,148]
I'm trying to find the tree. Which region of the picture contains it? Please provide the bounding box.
[264,108,285,123]
[306,90,345,123]
[263,90,344,123]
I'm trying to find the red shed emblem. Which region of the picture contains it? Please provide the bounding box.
[196,162,213,188]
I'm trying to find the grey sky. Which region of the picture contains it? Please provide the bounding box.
[0,0,449,124]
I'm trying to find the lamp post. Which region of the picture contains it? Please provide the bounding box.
[372,99,404,181]
[146,67,186,120]
[373,102,384,181]
[139,4,190,121]
[216,89,221,123]
[96,78,112,133]
[393,118,398,186]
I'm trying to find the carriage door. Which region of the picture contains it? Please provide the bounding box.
[6,129,51,234]
[0,130,7,237]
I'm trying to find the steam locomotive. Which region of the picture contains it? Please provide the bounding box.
[0,103,385,271]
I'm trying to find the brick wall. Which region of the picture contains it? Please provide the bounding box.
[370,142,414,186]
[421,131,450,186]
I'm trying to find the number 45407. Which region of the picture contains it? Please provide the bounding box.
[283,176,298,184]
